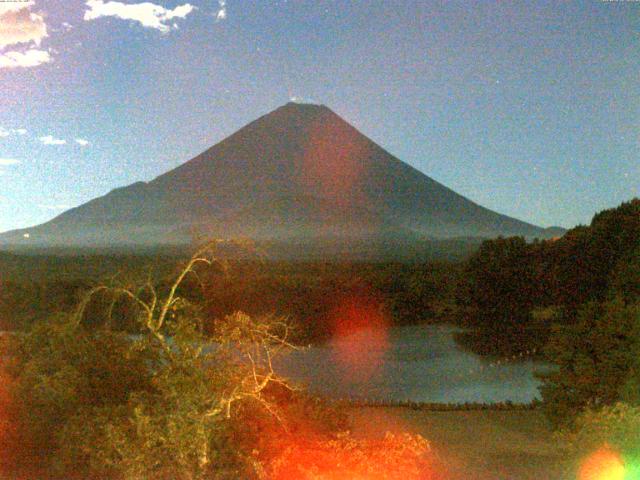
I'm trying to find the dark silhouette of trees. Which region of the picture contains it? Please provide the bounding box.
[455,198,640,360]
[537,299,640,427]
[455,236,543,355]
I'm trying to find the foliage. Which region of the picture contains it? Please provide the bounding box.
[1,257,460,342]
[609,245,640,303]
[3,314,155,478]
[444,198,640,429]
[558,402,640,479]
[267,431,439,480]
[0,251,181,331]
[561,402,640,459]
[0,279,91,330]
[549,198,640,310]
[537,299,640,427]
[202,261,459,343]
[454,198,640,359]
[5,242,299,479]
[455,236,544,355]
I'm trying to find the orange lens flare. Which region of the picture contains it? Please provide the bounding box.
[301,115,370,210]
[0,363,14,476]
[328,291,389,382]
[269,432,438,480]
[579,446,626,480]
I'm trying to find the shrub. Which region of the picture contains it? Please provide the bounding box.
[267,431,441,480]
[6,242,298,479]
[538,298,640,427]
[560,402,640,479]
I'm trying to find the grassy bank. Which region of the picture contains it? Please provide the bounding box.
[348,407,572,480]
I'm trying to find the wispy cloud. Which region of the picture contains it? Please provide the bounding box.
[39,135,66,145]
[289,95,317,104]
[0,158,20,166]
[215,0,226,22]
[0,48,50,68]
[75,138,90,146]
[0,159,17,175]
[0,127,28,137]
[84,0,196,33]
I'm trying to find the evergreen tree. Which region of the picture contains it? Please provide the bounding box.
[538,298,640,427]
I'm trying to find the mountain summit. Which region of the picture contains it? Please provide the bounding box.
[0,103,557,248]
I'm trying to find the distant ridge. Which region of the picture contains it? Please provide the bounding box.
[0,102,562,251]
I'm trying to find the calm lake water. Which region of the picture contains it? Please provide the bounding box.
[279,324,552,404]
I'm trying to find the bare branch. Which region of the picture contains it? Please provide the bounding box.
[74,285,109,327]
[155,242,217,332]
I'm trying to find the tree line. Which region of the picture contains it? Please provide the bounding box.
[456,198,640,473]
[0,242,440,479]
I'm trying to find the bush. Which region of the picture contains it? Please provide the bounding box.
[5,243,299,479]
[562,402,640,456]
[267,431,441,480]
[4,314,156,478]
[560,402,640,479]
[538,298,640,427]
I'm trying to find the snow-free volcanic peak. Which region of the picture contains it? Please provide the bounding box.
[0,103,558,250]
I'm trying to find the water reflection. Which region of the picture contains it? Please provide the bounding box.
[279,324,552,403]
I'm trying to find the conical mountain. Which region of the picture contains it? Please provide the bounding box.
[0,102,557,248]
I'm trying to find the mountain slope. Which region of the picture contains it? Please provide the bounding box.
[0,102,557,248]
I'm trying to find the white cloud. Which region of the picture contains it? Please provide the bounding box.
[39,135,66,145]
[0,2,34,15]
[215,0,226,21]
[0,158,20,165]
[0,1,50,70]
[84,0,196,33]
[0,127,27,137]
[0,1,47,49]
[75,138,90,146]
[166,3,194,19]
[289,95,317,104]
[0,48,50,68]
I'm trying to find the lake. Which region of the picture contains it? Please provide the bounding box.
[279,324,552,404]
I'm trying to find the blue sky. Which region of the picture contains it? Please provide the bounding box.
[0,0,638,233]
